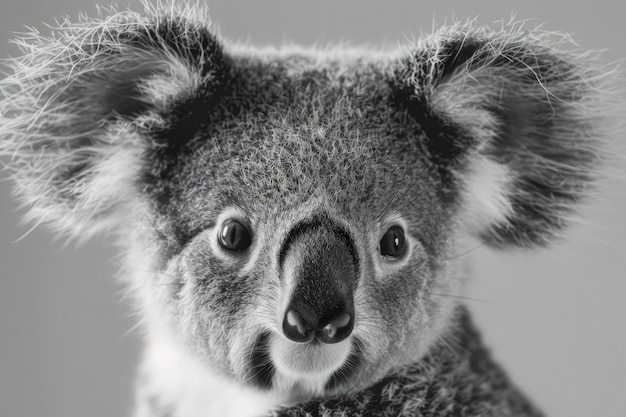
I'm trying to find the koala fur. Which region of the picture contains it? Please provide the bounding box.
[0,2,617,416]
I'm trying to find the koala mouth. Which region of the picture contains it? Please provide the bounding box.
[248,332,362,393]
[270,336,352,378]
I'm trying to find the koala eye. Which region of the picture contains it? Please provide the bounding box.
[379,226,407,258]
[218,219,252,251]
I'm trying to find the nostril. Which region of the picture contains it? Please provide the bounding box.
[282,309,316,344]
[286,310,308,335]
[322,313,351,339]
[317,312,353,344]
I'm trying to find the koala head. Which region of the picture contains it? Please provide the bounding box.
[0,4,612,399]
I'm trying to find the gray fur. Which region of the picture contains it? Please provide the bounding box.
[271,307,544,417]
[0,2,617,416]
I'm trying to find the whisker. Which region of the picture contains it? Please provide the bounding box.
[442,242,485,261]
[429,292,492,303]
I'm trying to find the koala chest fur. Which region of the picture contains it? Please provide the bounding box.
[0,2,616,417]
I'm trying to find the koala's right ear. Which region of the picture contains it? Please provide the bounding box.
[0,4,226,239]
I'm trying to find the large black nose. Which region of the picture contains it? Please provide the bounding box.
[279,215,358,345]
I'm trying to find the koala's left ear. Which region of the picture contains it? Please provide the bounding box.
[0,4,227,239]
[393,25,617,248]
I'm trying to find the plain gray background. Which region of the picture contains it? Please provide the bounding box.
[0,1,624,416]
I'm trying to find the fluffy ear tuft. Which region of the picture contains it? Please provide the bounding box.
[396,23,619,248]
[0,2,227,240]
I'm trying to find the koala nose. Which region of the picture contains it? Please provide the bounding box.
[282,302,354,344]
[283,308,316,343]
[279,215,359,345]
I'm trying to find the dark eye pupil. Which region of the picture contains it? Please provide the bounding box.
[379,226,407,257]
[218,220,252,251]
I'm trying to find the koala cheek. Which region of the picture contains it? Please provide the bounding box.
[173,238,279,377]
[355,261,431,359]
[169,245,245,350]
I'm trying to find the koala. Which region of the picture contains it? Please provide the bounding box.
[0,2,617,417]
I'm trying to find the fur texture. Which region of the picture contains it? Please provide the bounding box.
[0,2,617,416]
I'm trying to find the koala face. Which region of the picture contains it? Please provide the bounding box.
[142,54,459,394]
[0,4,611,403]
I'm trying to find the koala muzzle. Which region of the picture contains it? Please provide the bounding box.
[279,218,358,345]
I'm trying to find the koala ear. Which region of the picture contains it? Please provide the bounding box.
[394,24,616,248]
[0,4,226,240]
